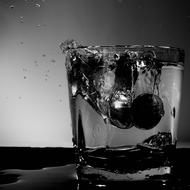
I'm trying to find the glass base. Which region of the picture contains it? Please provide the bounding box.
[76,144,175,185]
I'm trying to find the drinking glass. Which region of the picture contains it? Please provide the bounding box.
[60,40,185,186]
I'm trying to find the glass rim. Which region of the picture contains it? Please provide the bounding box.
[71,44,184,50]
[61,43,185,64]
[64,44,184,51]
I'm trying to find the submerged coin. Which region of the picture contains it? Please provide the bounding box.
[131,93,165,130]
[109,91,133,129]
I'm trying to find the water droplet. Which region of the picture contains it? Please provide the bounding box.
[18,96,22,99]
[19,16,24,23]
[20,41,24,45]
[45,78,48,81]
[24,76,27,79]
[36,24,41,28]
[36,23,46,28]
[59,99,63,103]
[34,61,39,66]
[35,3,41,8]
[58,84,62,87]
[42,54,46,57]
[9,5,15,9]
[22,68,27,72]
[51,59,56,63]
[46,70,50,73]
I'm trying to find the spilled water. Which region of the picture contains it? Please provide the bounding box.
[0,164,77,190]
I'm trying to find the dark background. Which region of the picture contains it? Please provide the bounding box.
[0,0,189,147]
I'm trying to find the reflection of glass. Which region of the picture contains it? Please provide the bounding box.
[61,40,185,184]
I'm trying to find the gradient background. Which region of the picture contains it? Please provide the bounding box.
[0,0,189,147]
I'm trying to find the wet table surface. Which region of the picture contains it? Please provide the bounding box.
[0,145,190,190]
